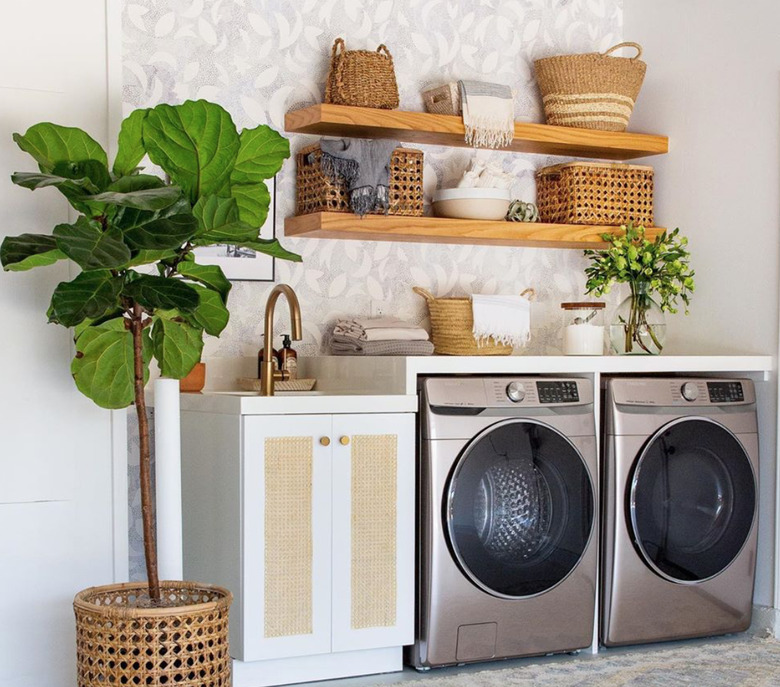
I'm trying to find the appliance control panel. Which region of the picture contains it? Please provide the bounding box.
[425,376,593,410]
[609,378,755,406]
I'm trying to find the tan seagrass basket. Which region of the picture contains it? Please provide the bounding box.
[534,42,646,132]
[74,581,232,687]
[536,162,654,226]
[414,287,534,356]
[422,82,461,115]
[325,37,399,109]
[296,143,424,216]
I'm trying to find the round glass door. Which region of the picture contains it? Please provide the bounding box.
[629,418,756,583]
[445,419,594,598]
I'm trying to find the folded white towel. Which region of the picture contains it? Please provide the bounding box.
[471,294,531,348]
[333,318,430,342]
[363,327,429,342]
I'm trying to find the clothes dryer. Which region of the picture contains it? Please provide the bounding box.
[601,377,758,646]
[412,376,598,668]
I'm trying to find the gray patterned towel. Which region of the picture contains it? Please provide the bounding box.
[458,80,514,148]
[317,137,400,216]
[331,334,434,356]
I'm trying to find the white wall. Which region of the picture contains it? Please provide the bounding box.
[624,0,779,607]
[0,3,123,685]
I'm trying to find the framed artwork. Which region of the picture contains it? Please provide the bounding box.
[192,177,277,281]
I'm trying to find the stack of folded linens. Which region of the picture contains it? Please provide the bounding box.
[331,317,434,356]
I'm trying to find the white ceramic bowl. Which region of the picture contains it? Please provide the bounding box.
[432,187,512,220]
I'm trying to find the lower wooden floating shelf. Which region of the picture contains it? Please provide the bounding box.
[285,213,664,249]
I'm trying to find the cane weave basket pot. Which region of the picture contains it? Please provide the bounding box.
[74,581,232,687]
[534,42,646,132]
[414,287,534,356]
[325,37,399,109]
[296,144,424,217]
[536,162,654,226]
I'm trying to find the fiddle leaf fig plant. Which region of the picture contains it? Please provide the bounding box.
[1,99,301,602]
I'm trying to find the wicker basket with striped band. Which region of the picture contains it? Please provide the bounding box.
[534,42,646,132]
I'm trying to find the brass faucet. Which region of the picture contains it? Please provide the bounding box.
[260,284,303,396]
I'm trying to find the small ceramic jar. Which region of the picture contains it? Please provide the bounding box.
[560,302,606,355]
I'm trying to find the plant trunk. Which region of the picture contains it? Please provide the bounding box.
[132,304,161,601]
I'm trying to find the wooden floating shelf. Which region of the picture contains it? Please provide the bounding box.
[285,104,668,161]
[285,213,665,249]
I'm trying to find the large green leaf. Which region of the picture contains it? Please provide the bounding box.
[11,171,99,195]
[113,108,148,177]
[187,285,230,336]
[72,317,150,409]
[14,122,107,172]
[0,234,67,271]
[231,181,270,228]
[49,271,124,327]
[125,248,179,268]
[177,260,231,301]
[106,174,165,193]
[51,160,111,191]
[192,195,259,244]
[123,213,198,251]
[53,216,131,270]
[237,238,302,263]
[123,274,200,312]
[85,185,182,211]
[143,100,240,203]
[114,197,190,233]
[230,125,290,184]
[151,314,204,378]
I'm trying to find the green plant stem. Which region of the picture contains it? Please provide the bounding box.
[132,303,160,602]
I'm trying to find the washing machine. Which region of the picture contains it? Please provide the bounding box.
[411,376,598,669]
[601,377,759,646]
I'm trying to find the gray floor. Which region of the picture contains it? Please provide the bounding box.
[294,633,755,687]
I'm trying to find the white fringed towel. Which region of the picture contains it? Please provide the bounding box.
[471,293,531,348]
[458,80,514,149]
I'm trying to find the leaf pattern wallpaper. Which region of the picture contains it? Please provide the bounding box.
[125,0,624,579]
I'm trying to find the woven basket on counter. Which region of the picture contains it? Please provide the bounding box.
[296,143,424,216]
[534,42,646,132]
[74,581,232,686]
[325,37,399,109]
[414,287,534,356]
[536,162,654,226]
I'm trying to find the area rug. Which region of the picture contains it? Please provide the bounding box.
[392,638,780,686]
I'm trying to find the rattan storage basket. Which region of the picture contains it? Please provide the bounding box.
[296,144,424,216]
[414,287,534,356]
[534,42,646,132]
[536,162,654,226]
[325,38,399,109]
[74,581,232,687]
[422,82,461,115]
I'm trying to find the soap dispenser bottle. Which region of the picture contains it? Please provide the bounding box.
[258,335,280,379]
[279,334,298,380]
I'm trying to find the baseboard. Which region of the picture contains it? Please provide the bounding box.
[750,605,779,637]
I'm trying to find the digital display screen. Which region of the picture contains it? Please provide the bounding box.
[536,381,579,404]
[707,382,744,403]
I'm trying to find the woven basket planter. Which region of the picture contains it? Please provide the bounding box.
[414,287,534,356]
[536,162,654,226]
[534,42,646,132]
[296,143,424,217]
[74,581,232,687]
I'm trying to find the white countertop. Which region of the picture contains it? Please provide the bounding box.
[179,390,418,415]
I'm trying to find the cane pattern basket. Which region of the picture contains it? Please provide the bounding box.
[414,287,534,356]
[296,144,424,217]
[74,581,232,687]
[534,42,646,132]
[536,162,654,226]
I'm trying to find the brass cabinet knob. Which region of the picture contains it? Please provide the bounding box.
[319,437,331,447]
[339,436,350,446]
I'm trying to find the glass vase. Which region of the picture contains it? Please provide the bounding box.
[609,282,666,355]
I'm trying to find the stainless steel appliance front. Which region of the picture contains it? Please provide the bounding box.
[412,377,598,668]
[601,377,759,646]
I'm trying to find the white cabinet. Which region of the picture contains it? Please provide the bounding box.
[181,407,415,686]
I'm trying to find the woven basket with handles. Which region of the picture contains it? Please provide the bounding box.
[534,42,646,132]
[414,287,534,356]
[325,37,399,109]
